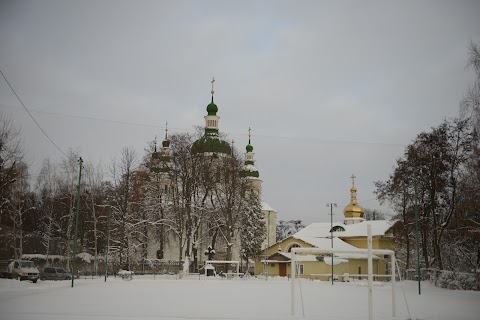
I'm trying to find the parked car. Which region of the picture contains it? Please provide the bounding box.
[40,267,72,281]
[5,260,39,282]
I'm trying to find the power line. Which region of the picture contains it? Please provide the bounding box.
[2,103,406,148]
[0,68,70,159]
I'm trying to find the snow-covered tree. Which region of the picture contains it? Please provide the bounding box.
[276,220,305,241]
[240,193,265,271]
[110,147,140,269]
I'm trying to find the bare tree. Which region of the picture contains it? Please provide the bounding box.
[0,111,23,220]
[460,40,480,134]
[110,147,139,269]
[36,158,60,264]
[58,149,82,271]
[83,161,107,276]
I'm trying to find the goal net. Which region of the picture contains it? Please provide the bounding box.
[290,226,397,320]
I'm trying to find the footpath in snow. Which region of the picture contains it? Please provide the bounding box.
[1,276,479,320]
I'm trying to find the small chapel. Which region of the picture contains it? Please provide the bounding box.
[254,177,396,279]
[145,80,277,270]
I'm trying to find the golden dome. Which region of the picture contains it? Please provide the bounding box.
[343,202,365,218]
[343,175,365,219]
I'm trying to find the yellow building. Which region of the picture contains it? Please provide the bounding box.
[254,177,396,280]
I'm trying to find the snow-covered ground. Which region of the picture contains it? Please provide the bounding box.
[1,276,479,320]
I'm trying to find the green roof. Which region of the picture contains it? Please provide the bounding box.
[191,136,232,155]
[241,170,259,178]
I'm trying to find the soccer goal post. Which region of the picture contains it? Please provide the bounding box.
[290,225,397,320]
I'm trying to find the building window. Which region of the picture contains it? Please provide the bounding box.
[287,244,301,252]
[330,226,345,232]
[298,264,304,275]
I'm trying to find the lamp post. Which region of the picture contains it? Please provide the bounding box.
[264,210,271,280]
[72,157,83,288]
[264,243,268,281]
[326,203,337,285]
[105,199,112,282]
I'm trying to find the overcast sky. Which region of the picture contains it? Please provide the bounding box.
[1,0,479,225]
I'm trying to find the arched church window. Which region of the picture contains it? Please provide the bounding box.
[330,226,345,232]
[287,244,301,252]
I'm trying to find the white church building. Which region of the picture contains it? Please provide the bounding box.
[144,81,277,270]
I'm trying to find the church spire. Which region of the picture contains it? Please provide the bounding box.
[350,174,357,204]
[343,174,365,224]
[205,77,219,136]
[162,121,170,148]
[242,127,259,178]
[246,127,254,154]
[211,77,215,102]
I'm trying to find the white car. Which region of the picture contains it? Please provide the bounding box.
[8,260,39,283]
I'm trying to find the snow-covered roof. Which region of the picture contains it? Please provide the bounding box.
[294,220,394,239]
[261,201,277,213]
[292,236,377,259]
[244,164,258,172]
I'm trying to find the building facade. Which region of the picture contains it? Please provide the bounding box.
[254,178,396,279]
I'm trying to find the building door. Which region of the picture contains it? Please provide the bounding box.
[279,263,286,276]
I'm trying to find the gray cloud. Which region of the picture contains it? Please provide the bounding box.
[1,0,479,224]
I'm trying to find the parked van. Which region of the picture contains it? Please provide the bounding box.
[7,260,39,283]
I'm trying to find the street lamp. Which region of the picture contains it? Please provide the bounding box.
[326,203,337,285]
[72,157,83,288]
[264,243,268,281]
[105,199,112,282]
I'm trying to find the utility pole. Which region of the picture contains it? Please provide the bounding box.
[414,177,421,295]
[326,203,337,285]
[72,157,83,288]
[105,199,112,282]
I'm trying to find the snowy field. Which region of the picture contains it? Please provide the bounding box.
[1,276,479,320]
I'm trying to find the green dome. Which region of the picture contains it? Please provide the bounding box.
[246,144,253,152]
[162,139,170,148]
[207,98,218,116]
[191,136,232,155]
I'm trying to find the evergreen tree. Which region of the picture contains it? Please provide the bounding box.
[239,193,265,272]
